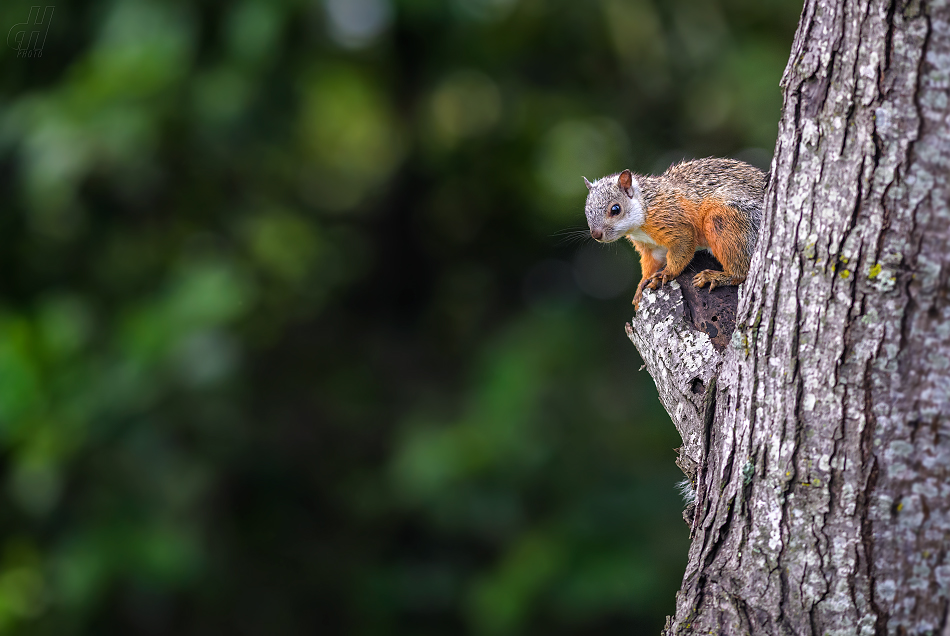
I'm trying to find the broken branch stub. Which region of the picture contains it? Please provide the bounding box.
[624,252,738,492]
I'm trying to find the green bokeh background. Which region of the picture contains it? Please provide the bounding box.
[0,0,800,633]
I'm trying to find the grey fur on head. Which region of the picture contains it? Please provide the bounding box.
[583,171,647,244]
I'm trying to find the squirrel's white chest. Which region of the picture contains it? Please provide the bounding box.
[625,227,657,246]
[625,228,666,262]
[631,237,710,265]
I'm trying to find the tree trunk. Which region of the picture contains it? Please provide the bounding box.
[627,1,950,633]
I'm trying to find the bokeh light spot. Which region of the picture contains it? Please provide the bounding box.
[429,70,502,146]
[324,0,392,49]
[299,66,405,210]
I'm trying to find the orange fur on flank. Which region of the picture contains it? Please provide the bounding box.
[630,194,758,307]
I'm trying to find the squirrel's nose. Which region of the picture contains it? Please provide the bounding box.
[591,228,604,241]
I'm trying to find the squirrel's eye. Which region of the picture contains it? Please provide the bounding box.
[609,204,621,216]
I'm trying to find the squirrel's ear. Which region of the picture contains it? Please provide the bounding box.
[583,176,593,190]
[618,169,637,198]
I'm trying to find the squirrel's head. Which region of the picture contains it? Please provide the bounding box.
[582,169,646,243]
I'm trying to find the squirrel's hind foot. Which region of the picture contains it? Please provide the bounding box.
[693,270,744,291]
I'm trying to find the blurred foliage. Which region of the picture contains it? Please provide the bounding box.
[0,0,800,633]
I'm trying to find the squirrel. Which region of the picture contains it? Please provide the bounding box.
[582,158,766,310]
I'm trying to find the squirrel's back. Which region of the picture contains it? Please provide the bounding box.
[645,158,767,229]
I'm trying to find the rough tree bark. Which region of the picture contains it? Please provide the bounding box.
[627,1,950,634]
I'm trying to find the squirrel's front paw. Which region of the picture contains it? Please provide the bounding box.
[632,281,647,310]
[645,270,665,291]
